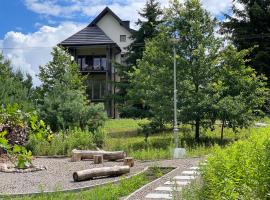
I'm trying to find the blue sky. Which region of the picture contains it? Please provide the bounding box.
[0,0,236,85]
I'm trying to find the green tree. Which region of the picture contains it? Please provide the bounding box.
[166,0,221,140]
[115,0,163,118]
[38,47,107,131]
[213,45,267,141]
[0,53,34,110]
[222,0,270,82]
[131,0,267,141]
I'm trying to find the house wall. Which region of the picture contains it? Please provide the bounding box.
[76,46,107,56]
[97,13,132,53]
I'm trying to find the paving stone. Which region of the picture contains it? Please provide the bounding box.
[182,170,199,175]
[189,166,199,170]
[145,193,172,199]
[164,181,190,186]
[155,186,182,192]
[173,175,195,180]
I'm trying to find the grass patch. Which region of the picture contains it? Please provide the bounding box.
[182,125,270,199]
[103,119,269,160]
[104,118,149,136]
[10,167,172,200]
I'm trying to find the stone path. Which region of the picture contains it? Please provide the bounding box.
[124,158,203,200]
[145,166,200,199]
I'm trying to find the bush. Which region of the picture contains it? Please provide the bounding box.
[199,127,270,199]
[27,128,105,156]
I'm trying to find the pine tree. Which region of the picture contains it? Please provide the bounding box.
[0,53,34,110]
[38,47,107,131]
[222,0,270,82]
[115,0,163,118]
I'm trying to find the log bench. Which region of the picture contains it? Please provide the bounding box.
[71,149,126,162]
[73,166,130,182]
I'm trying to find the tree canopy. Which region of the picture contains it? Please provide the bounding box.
[38,47,107,131]
[0,53,34,110]
[130,0,268,140]
[222,0,270,83]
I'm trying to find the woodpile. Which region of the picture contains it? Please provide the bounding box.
[73,166,130,182]
[71,149,126,162]
[0,123,28,147]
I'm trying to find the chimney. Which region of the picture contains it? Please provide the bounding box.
[122,20,130,28]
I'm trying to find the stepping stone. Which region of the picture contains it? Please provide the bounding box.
[182,170,199,175]
[189,166,199,170]
[145,193,172,199]
[155,186,181,192]
[164,180,189,186]
[173,175,195,180]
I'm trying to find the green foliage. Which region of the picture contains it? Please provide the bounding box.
[130,0,267,140]
[27,128,98,156]
[0,131,32,169]
[0,53,34,110]
[115,0,163,118]
[222,0,270,84]
[213,45,268,139]
[38,47,107,132]
[198,126,270,199]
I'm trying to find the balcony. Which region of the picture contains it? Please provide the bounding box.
[77,56,107,72]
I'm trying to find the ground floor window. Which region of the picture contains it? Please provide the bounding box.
[86,79,106,100]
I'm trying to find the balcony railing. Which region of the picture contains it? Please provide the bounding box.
[77,56,107,72]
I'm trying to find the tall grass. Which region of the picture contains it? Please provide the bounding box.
[182,125,270,199]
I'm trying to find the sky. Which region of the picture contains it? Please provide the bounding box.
[0,0,238,86]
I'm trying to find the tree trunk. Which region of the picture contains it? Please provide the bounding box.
[73,166,130,182]
[221,120,225,142]
[71,149,126,162]
[195,117,200,141]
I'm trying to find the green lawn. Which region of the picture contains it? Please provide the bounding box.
[103,118,270,160]
[104,118,149,136]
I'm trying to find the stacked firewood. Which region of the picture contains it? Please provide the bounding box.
[0,123,28,147]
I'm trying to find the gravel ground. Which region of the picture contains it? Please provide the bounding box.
[124,157,202,200]
[0,157,201,196]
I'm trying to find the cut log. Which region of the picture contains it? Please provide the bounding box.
[124,157,134,167]
[93,155,103,164]
[73,166,130,182]
[71,149,126,162]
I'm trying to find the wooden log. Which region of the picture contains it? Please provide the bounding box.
[73,166,130,182]
[71,149,126,162]
[93,155,103,164]
[124,157,134,167]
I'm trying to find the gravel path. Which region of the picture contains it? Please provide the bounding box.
[0,157,201,196]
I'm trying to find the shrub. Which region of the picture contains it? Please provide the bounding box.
[27,128,101,156]
[199,127,270,199]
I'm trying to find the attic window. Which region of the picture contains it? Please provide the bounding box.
[120,35,126,42]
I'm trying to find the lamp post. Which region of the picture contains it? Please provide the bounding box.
[173,44,179,148]
[172,37,186,159]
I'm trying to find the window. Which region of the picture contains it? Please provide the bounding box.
[120,35,126,42]
[86,80,106,100]
[93,57,107,70]
[77,56,106,71]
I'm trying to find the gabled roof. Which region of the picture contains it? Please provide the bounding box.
[59,7,132,47]
[60,26,115,46]
[88,7,132,32]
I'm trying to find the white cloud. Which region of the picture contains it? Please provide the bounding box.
[24,0,234,20]
[1,22,86,86]
[3,0,238,86]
